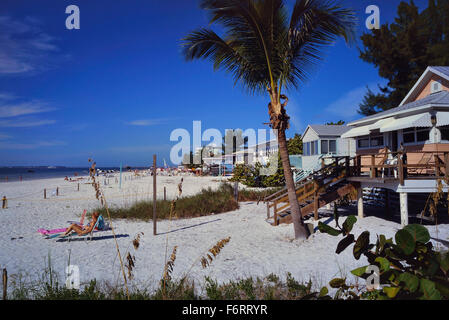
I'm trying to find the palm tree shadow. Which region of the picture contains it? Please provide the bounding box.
[56,234,129,242]
[157,218,222,235]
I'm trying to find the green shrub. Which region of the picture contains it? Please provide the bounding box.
[319,216,449,300]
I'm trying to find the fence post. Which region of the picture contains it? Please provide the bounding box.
[398,152,404,185]
[164,187,166,201]
[234,181,239,202]
[77,183,80,191]
[44,189,47,199]
[2,196,6,209]
[56,187,59,196]
[153,154,157,235]
[2,268,7,300]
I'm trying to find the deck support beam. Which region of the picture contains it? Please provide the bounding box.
[357,187,364,218]
[400,192,408,227]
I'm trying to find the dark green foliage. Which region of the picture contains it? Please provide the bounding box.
[358,0,449,116]
[287,133,303,155]
[319,217,449,300]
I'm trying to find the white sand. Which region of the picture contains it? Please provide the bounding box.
[1,174,448,295]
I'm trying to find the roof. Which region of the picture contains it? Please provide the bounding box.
[431,66,449,77]
[348,90,449,126]
[303,124,351,138]
[400,66,449,106]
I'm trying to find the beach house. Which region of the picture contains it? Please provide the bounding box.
[301,124,356,172]
[265,66,449,227]
[340,66,449,224]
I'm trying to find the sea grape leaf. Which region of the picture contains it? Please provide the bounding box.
[318,222,341,236]
[342,215,357,234]
[375,257,390,272]
[353,231,370,260]
[336,234,355,254]
[383,286,400,299]
[395,229,415,255]
[397,272,419,292]
[329,278,346,288]
[420,279,442,300]
[403,224,430,243]
[350,266,368,277]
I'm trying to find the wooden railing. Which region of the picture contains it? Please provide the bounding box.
[352,151,449,185]
[265,156,351,224]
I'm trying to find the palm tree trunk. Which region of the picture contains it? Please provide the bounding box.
[277,128,308,239]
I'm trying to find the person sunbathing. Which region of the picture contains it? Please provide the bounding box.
[63,212,100,236]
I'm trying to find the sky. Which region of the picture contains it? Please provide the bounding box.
[0,0,430,167]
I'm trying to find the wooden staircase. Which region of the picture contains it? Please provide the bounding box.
[264,156,359,226]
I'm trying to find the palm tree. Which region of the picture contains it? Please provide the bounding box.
[181,0,356,239]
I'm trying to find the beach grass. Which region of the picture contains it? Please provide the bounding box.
[6,271,322,300]
[97,183,281,221]
[98,183,240,220]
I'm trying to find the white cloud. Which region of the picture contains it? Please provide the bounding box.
[0,118,56,127]
[126,119,168,126]
[0,140,65,150]
[0,101,55,118]
[0,133,10,140]
[324,86,368,119]
[0,16,59,74]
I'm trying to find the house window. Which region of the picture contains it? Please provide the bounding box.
[417,128,430,142]
[357,135,385,148]
[357,136,370,148]
[403,128,415,143]
[441,126,449,140]
[329,140,337,153]
[321,140,337,154]
[431,80,442,93]
[304,141,318,156]
[403,127,430,144]
[370,134,384,147]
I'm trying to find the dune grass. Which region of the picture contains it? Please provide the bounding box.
[98,183,239,220]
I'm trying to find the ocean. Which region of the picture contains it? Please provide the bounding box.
[0,167,118,182]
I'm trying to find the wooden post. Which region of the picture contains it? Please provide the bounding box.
[77,183,80,191]
[398,153,404,185]
[2,268,6,300]
[356,155,361,176]
[44,188,47,199]
[234,181,239,202]
[434,155,441,177]
[56,187,59,196]
[445,153,449,179]
[370,155,376,178]
[273,202,278,226]
[266,202,270,219]
[2,196,6,209]
[357,187,364,218]
[400,192,408,227]
[313,193,319,220]
[345,156,350,176]
[153,154,157,235]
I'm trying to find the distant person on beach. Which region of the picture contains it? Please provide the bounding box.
[62,212,100,236]
[64,176,69,181]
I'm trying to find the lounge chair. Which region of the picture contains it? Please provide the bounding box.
[46,215,108,242]
[38,210,87,236]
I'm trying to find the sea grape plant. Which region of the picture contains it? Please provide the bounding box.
[318,216,449,300]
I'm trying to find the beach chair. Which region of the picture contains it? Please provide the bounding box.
[38,210,87,236]
[47,215,107,242]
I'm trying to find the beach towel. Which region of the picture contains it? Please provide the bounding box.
[38,210,87,235]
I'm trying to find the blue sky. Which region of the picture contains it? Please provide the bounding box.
[0,0,429,167]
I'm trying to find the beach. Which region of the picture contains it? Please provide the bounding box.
[1,173,449,295]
